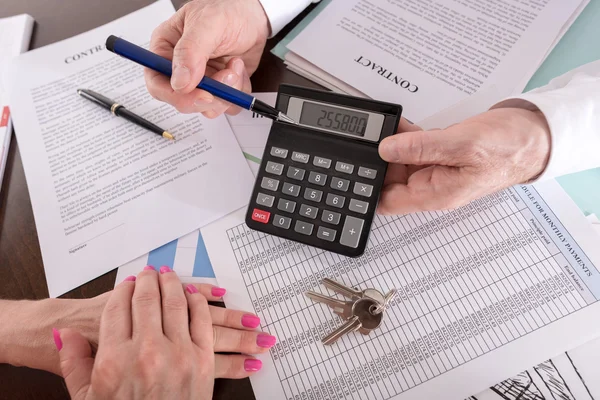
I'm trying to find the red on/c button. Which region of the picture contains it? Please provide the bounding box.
[252,208,270,224]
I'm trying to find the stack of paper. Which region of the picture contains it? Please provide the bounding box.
[0,14,34,192]
[279,0,590,123]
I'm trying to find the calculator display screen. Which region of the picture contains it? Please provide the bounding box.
[299,102,369,137]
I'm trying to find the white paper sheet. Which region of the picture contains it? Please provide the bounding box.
[287,0,584,122]
[114,93,277,284]
[3,0,254,297]
[202,180,600,400]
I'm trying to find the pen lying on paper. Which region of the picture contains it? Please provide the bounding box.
[77,88,174,140]
[104,35,296,124]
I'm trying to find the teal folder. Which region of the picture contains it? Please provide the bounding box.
[272,0,600,216]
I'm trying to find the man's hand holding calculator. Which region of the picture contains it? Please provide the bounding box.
[145,0,553,218]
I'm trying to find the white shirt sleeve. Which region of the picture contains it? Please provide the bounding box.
[491,60,600,182]
[258,0,320,37]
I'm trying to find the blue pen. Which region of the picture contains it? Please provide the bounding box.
[105,35,295,123]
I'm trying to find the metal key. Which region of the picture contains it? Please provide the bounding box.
[322,278,386,306]
[322,298,383,345]
[305,291,355,319]
[370,289,399,315]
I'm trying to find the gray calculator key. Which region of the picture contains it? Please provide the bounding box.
[294,220,314,236]
[330,177,350,192]
[358,166,377,179]
[277,198,296,213]
[349,198,369,214]
[299,204,319,219]
[256,192,275,207]
[287,167,305,181]
[304,188,323,202]
[308,171,327,186]
[313,156,332,169]
[353,182,373,197]
[270,147,288,159]
[326,193,345,208]
[317,226,337,242]
[340,216,364,248]
[282,182,301,197]
[292,151,310,163]
[321,210,341,225]
[265,161,284,176]
[272,214,291,229]
[335,161,354,174]
[261,177,279,192]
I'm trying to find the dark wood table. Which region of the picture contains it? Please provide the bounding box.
[0,1,320,398]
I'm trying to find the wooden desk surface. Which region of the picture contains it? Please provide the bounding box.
[0,1,320,398]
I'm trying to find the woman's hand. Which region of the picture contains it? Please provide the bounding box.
[144,0,270,118]
[54,267,272,399]
[378,108,551,214]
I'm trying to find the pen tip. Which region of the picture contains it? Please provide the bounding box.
[277,112,296,124]
[163,131,175,140]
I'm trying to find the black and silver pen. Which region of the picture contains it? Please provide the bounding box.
[77,88,175,140]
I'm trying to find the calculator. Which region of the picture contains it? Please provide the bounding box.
[245,84,403,257]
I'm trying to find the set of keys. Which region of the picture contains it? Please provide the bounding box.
[306,278,398,345]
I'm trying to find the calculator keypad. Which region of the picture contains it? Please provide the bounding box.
[254,146,381,250]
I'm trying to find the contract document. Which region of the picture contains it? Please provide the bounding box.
[202,181,600,400]
[4,0,254,297]
[287,0,587,121]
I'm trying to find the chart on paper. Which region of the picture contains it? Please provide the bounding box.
[203,181,600,400]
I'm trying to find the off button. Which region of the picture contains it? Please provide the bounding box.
[252,208,271,224]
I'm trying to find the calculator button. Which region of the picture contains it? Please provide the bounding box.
[353,182,373,197]
[294,220,314,236]
[335,161,354,174]
[299,204,319,219]
[292,151,310,163]
[304,188,323,202]
[330,177,350,192]
[251,208,271,224]
[277,199,296,213]
[308,171,327,186]
[340,216,364,248]
[313,156,332,169]
[282,182,301,197]
[321,210,341,225]
[270,147,288,159]
[349,198,369,214]
[265,161,284,176]
[317,226,337,242]
[326,193,345,209]
[256,192,275,208]
[272,214,291,229]
[261,177,279,192]
[358,167,377,179]
[287,167,305,181]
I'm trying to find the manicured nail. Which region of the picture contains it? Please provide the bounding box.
[194,96,213,106]
[379,137,398,161]
[124,275,136,282]
[244,358,262,372]
[257,334,277,348]
[144,266,155,271]
[159,266,172,274]
[211,287,227,297]
[186,284,199,294]
[52,328,62,351]
[242,314,260,329]
[171,65,190,90]
[223,73,238,86]
[233,59,245,77]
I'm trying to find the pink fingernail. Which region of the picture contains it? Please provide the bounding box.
[124,276,136,282]
[52,328,62,351]
[257,334,277,348]
[144,266,155,271]
[186,284,199,294]
[211,287,227,297]
[242,314,260,329]
[159,266,172,274]
[244,359,262,372]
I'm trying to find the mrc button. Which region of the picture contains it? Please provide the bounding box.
[252,208,271,224]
